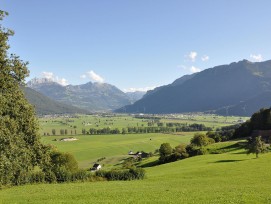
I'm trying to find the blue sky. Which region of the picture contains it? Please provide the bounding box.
[2,0,271,92]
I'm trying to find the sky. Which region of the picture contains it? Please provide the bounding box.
[1,0,271,92]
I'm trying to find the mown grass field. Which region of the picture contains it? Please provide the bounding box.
[1,142,271,204]
[41,132,194,168]
[38,114,248,135]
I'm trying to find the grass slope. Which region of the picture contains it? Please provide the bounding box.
[1,145,271,203]
[42,133,194,168]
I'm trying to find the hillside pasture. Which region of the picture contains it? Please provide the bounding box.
[41,132,194,168]
[1,142,271,203]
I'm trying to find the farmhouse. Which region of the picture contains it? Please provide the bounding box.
[130,151,149,159]
[91,163,102,171]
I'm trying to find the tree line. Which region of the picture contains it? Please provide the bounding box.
[81,123,212,135]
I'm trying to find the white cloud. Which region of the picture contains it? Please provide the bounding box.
[123,86,156,93]
[81,70,105,83]
[201,55,209,62]
[41,72,69,86]
[250,54,263,62]
[80,74,86,79]
[41,72,54,80]
[187,51,197,62]
[190,66,201,73]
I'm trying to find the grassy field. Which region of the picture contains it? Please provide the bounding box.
[38,114,248,135]
[160,114,248,129]
[41,132,194,168]
[39,115,147,135]
[2,114,264,203]
[1,142,271,203]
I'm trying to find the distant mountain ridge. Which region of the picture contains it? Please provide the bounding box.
[23,87,88,115]
[116,60,271,116]
[125,91,146,102]
[27,79,133,111]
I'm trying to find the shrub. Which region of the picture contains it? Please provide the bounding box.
[44,170,57,183]
[190,133,211,147]
[54,168,71,183]
[70,170,90,182]
[49,151,78,174]
[95,168,145,181]
[196,148,207,155]
[30,172,45,184]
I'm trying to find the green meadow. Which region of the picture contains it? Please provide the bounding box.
[1,141,271,203]
[39,115,148,135]
[39,114,248,135]
[2,114,266,204]
[41,132,194,168]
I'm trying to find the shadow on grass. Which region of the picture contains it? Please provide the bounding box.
[231,151,247,154]
[209,142,245,154]
[218,143,243,151]
[138,160,160,168]
[213,159,245,163]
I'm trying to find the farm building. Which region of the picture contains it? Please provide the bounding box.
[91,163,102,171]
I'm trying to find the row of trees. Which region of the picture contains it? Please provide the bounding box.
[159,132,268,164]
[81,123,212,135]
[159,133,215,164]
[49,129,77,136]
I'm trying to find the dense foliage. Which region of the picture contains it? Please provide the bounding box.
[95,168,145,181]
[245,136,267,158]
[0,11,52,187]
[0,11,99,187]
[159,142,191,164]
[233,108,271,139]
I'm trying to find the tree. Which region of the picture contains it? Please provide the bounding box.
[159,143,173,163]
[0,11,50,186]
[174,144,189,159]
[52,129,56,135]
[190,133,213,147]
[60,129,65,135]
[246,136,267,158]
[122,128,127,134]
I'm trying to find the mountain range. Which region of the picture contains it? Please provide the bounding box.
[27,78,145,112]
[116,60,271,116]
[23,87,88,115]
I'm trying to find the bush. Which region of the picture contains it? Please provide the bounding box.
[95,168,145,181]
[30,172,45,184]
[196,148,207,155]
[207,131,222,142]
[50,151,78,173]
[44,170,57,183]
[54,168,72,183]
[190,133,211,147]
[71,170,89,181]
[13,171,31,186]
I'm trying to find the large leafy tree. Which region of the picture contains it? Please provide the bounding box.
[190,133,213,147]
[246,136,267,158]
[0,11,49,186]
[159,143,173,163]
